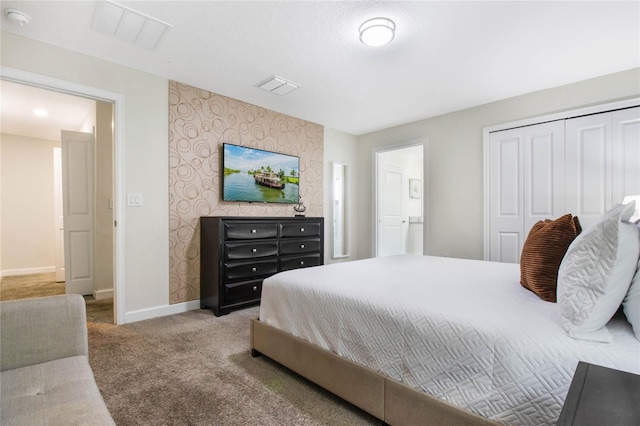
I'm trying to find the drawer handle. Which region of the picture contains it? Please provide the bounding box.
[300,244,305,249]
[300,227,305,232]
[252,286,258,291]
[251,267,257,272]
[251,229,257,234]
[299,261,305,266]
[252,248,257,253]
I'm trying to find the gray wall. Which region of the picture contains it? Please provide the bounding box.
[356,68,640,261]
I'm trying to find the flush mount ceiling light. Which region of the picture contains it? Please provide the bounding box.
[33,108,48,117]
[91,0,172,50]
[359,17,395,47]
[4,8,31,26]
[257,75,300,96]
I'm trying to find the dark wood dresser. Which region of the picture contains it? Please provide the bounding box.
[200,216,324,316]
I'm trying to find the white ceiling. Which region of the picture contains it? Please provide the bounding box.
[1,1,639,136]
[1,80,96,141]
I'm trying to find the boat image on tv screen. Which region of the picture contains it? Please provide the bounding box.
[222,143,300,204]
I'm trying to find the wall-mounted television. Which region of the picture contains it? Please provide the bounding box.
[221,143,300,204]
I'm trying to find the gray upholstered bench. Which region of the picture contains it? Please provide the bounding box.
[1,294,115,425]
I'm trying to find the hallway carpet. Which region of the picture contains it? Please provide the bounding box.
[1,273,114,323]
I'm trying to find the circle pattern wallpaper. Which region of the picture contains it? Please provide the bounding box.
[168,81,324,304]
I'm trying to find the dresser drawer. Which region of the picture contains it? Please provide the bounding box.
[224,222,278,240]
[280,254,321,271]
[224,259,278,281]
[225,241,278,260]
[280,238,321,255]
[280,222,321,238]
[224,280,262,305]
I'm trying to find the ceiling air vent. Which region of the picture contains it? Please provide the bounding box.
[257,76,300,96]
[91,0,172,50]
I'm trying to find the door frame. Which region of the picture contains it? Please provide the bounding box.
[372,139,427,257]
[1,66,125,325]
[53,147,65,282]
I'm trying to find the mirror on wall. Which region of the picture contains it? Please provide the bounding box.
[332,162,349,258]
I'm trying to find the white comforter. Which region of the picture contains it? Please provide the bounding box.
[259,255,640,425]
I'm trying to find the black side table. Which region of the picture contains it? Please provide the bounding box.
[557,361,640,426]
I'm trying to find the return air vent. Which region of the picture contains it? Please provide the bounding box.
[257,76,300,96]
[91,0,172,50]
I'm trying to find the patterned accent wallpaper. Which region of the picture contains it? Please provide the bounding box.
[168,81,324,304]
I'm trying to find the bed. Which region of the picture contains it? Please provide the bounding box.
[250,255,640,425]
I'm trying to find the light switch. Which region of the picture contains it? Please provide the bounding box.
[127,193,143,207]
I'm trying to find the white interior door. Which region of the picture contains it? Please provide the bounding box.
[61,130,95,295]
[488,128,524,263]
[488,121,565,263]
[377,161,406,256]
[565,113,613,230]
[565,106,640,229]
[523,121,566,235]
[53,147,65,282]
[612,107,640,202]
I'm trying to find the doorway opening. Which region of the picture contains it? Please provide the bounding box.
[374,143,425,257]
[0,77,118,324]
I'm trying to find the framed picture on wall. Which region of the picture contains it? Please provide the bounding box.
[409,178,421,199]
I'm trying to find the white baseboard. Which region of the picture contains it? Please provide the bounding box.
[1,266,55,277]
[123,300,201,324]
[93,289,114,300]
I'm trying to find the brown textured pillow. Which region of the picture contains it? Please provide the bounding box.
[520,214,582,302]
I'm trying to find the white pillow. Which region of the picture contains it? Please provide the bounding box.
[557,202,640,342]
[622,220,640,341]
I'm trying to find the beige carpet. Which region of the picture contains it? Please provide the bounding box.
[0,273,65,300]
[88,307,380,425]
[1,273,114,324]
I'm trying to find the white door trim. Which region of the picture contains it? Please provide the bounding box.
[482,97,640,260]
[53,147,65,282]
[1,66,126,325]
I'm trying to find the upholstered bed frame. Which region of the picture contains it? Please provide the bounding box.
[250,318,498,426]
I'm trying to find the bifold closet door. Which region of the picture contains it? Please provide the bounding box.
[488,127,523,263]
[487,105,639,263]
[488,121,564,263]
[612,107,640,203]
[565,106,640,230]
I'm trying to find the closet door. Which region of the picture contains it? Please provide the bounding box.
[566,107,640,229]
[523,121,566,237]
[612,107,640,202]
[489,128,524,263]
[488,121,564,263]
[486,104,639,263]
[565,113,613,230]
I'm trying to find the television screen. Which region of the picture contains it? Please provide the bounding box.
[222,143,300,204]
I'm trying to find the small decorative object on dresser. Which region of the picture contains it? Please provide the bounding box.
[293,195,306,217]
[200,216,324,316]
